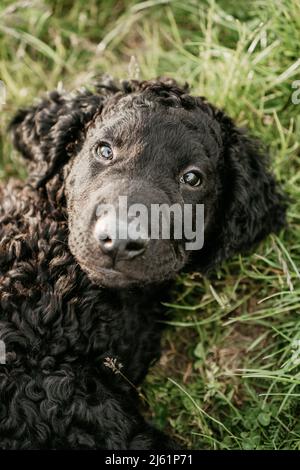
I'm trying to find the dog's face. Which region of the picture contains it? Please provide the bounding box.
[65,96,221,287]
[11,79,286,288]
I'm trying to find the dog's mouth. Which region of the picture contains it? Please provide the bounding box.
[85,267,133,287]
[79,262,161,288]
[76,248,185,288]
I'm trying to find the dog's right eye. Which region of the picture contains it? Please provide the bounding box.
[94,142,113,160]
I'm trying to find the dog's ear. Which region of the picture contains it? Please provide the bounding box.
[195,105,287,271]
[9,90,104,187]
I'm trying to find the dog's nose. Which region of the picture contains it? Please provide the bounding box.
[99,236,147,259]
[94,217,148,260]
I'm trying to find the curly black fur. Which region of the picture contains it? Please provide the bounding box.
[0,78,286,449]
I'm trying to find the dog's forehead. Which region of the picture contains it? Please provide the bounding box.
[93,96,222,153]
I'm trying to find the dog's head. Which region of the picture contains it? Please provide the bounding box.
[10,78,286,287]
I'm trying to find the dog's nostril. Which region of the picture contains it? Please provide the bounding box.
[102,236,113,246]
[99,235,115,253]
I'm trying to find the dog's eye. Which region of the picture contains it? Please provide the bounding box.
[94,142,113,160]
[180,171,202,187]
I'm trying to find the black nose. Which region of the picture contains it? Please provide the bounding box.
[99,236,147,259]
[94,218,148,260]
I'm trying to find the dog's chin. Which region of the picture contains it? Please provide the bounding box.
[78,262,178,289]
[87,266,144,288]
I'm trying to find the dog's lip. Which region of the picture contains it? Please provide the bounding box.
[93,267,125,276]
[79,260,138,281]
[81,262,147,288]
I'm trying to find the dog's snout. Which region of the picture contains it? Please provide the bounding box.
[94,215,148,260]
[100,236,147,259]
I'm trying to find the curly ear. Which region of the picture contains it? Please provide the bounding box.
[221,126,286,255]
[196,108,287,271]
[9,89,104,187]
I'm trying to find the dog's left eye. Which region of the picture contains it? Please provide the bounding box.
[94,143,113,160]
[180,171,202,187]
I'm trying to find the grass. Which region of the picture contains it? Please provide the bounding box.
[0,0,300,450]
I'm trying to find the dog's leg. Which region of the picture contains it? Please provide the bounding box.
[128,423,181,450]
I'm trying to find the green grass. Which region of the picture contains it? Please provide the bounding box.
[1,0,300,450]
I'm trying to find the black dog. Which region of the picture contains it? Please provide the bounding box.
[0,78,286,449]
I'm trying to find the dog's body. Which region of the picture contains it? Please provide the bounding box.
[0,179,172,449]
[0,79,286,449]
